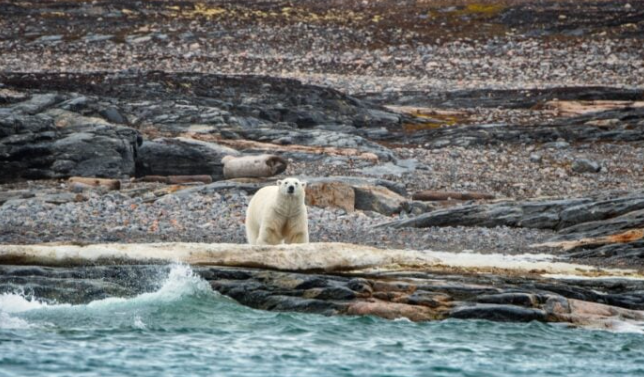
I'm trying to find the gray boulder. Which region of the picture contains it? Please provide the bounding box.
[136,137,240,179]
[0,111,140,182]
[571,158,601,173]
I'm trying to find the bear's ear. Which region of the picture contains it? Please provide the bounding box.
[277,180,282,186]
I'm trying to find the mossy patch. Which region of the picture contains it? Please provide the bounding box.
[463,4,505,16]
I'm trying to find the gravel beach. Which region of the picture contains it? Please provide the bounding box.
[0,180,556,256]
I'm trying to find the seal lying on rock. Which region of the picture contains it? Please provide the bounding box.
[245,177,309,245]
[222,154,287,179]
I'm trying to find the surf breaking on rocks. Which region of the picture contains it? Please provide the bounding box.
[0,264,218,330]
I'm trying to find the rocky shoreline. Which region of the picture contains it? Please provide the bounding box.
[2,243,643,329]
[2,0,644,324]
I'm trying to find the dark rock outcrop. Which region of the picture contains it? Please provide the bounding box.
[378,106,644,148]
[359,87,644,110]
[136,137,239,179]
[2,263,643,327]
[0,109,141,183]
[357,87,644,148]
[380,190,644,264]
[381,191,644,232]
[0,72,403,181]
[0,71,404,136]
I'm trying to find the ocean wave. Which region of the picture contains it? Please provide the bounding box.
[0,264,217,329]
[0,288,71,314]
[0,312,35,329]
[84,263,215,309]
[0,291,65,329]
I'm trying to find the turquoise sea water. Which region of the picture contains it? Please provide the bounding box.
[1,265,643,377]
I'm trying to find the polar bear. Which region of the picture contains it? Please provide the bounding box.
[245,178,309,245]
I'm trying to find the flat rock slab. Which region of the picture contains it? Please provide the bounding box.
[0,242,438,272]
[0,242,639,278]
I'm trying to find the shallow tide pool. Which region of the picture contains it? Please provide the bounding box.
[1,265,643,377]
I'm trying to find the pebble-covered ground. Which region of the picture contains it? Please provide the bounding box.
[1,134,642,259]
[287,142,644,200]
[0,183,555,256]
[1,0,643,93]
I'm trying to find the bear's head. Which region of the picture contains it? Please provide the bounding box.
[277,178,307,199]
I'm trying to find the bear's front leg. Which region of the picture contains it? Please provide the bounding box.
[285,231,309,244]
[284,214,309,244]
[256,225,283,245]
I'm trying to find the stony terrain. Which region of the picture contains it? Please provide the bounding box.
[1,0,644,322]
[1,70,643,270]
[1,0,644,92]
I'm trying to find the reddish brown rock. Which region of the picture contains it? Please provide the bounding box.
[68,177,121,190]
[305,181,356,212]
[345,300,442,321]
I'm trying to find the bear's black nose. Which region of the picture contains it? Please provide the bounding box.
[288,185,294,194]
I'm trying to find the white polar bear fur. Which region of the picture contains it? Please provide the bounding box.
[245,178,309,245]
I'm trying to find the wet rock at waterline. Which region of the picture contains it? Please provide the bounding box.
[1,249,644,328]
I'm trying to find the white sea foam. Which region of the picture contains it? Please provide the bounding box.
[0,312,34,329]
[85,263,212,309]
[133,315,146,329]
[0,292,58,313]
[607,320,644,334]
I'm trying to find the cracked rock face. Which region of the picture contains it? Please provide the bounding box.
[382,191,644,264]
[0,108,141,183]
[0,72,404,183]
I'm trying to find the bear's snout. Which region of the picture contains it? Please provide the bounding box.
[287,185,295,194]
